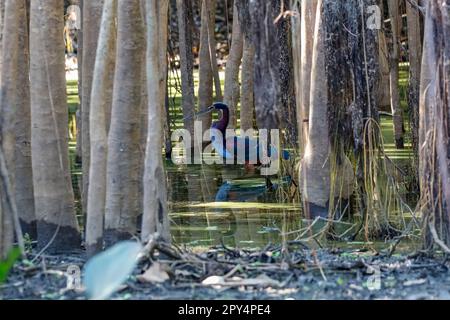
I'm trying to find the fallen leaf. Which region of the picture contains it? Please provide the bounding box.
[83,241,143,300]
[403,279,427,287]
[137,262,170,283]
[202,275,225,286]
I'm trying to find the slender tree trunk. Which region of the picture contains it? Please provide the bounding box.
[104,0,144,245]
[86,0,117,256]
[176,0,195,138]
[198,0,215,131]
[235,0,254,132]
[0,0,5,84]
[277,0,297,145]
[387,0,405,149]
[1,0,35,238]
[419,0,450,249]
[223,2,243,128]
[209,2,222,103]
[142,0,170,243]
[378,31,392,110]
[299,0,330,218]
[240,38,255,132]
[406,1,422,160]
[76,0,83,164]
[299,0,318,151]
[81,0,104,224]
[30,0,80,252]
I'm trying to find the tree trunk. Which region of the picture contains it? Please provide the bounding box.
[81,0,104,224]
[86,0,117,256]
[277,0,297,145]
[30,0,80,252]
[299,0,331,219]
[299,0,318,151]
[406,1,422,161]
[419,0,450,249]
[198,0,215,131]
[240,38,255,132]
[0,0,5,84]
[249,0,281,131]
[76,0,83,164]
[176,0,195,138]
[208,0,222,103]
[104,0,144,246]
[223,2,243,128]
[1,0,35,238]
[142,0,171,243]
[387,0,405,149]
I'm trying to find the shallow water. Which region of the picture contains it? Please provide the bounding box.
[69,145,419,252]
[166,162,303,250]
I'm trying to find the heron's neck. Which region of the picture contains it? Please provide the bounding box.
[215,108,229,135]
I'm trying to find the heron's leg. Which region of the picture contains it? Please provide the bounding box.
[265,177,274,190]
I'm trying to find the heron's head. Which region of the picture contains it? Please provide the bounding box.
[188,102,229,118]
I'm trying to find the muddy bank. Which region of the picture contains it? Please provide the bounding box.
[1,245,450,300]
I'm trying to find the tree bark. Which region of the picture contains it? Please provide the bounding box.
[299,0,318,151]
[223,2,243,128]
[86,0,117,256]
[198,0,215,131]
[277,0,297,145]
[419,0,450,249]
[176,0,196,138]
[142,0,171,243]
[104,0,145,246]
[1,0,35,238]
[299,0,331,218]
[249,0,281,131]
[240,38,255,132]
[0,0,5,85]
[387,0,405,149]
[81,0,104,224]
[406,1,422,160]
[30,0,80,252]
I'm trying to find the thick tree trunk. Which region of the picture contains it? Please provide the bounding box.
[299,0,331,219]
[1,0,35,238]
[104,0,144,246]
[176,0,195,138]
[30,0,80,252]
[291,0,318,152]
[142,0,170,243]
[240,38,255,132]
[0,0,15,257]
[81,0,104,224]
[249,0,281,130]
[86,0,117,256]
[223,2,243,128]
[419,0,450,249]
[387,0,405,149]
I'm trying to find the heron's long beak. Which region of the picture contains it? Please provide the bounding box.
[183,105,214,121]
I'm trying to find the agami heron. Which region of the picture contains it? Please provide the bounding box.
[193,102,289,168]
